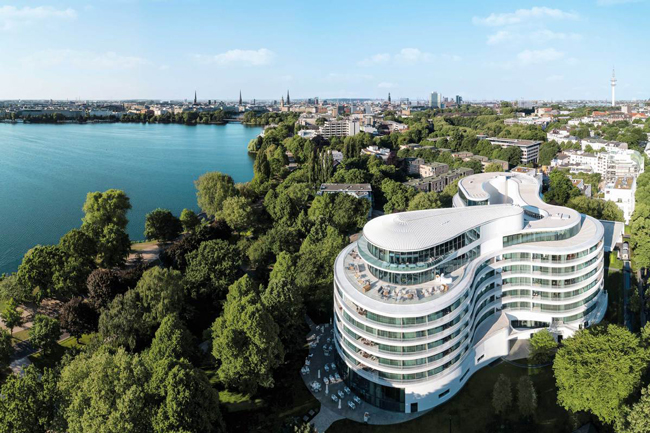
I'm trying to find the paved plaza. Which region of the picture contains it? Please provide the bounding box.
[301,320,428,432]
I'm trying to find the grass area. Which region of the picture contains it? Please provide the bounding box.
[204,347,320,432]
[28,334,93,370]
[605,268,624,325]
[11,328,30,342]
[608,252,623,271]
[329,361,589,433]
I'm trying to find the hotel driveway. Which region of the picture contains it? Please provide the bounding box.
[301,320,428,432]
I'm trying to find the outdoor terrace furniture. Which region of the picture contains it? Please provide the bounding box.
[323,377,329,385]
[348,401,356,410]
[329,374,335,383]
[344,386,351,394]
[330,362,336,370]
[331,394,338,402]
[353,395,362,404]
[338,390,344,398]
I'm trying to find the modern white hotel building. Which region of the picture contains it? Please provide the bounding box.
[332,172,607,413]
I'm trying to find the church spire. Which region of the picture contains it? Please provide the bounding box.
[194,90,197,105]
[388,92,391,103]
[238,90,242,105]
[286,89,290,105]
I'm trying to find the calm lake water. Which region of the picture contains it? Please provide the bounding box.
[0,122,261,274]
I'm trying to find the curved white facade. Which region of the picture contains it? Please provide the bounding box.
[332,172,606,413]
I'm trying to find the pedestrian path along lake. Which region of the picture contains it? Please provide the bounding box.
[0,122,261,274]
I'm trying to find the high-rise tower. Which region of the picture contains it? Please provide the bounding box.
[611,68,617,107]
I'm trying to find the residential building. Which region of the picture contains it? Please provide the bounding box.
[362,146,392,162]
[319,119,360,138]
[486,137,542,164]
[404,168,473,193]
[333,172,605,413]
[568,176,592,198]
[581,138,627,152]
[318,183,373,205]
[405,158,425,175]
[547,129,579,144]
[419,162,449,178]
[604,176,636,223]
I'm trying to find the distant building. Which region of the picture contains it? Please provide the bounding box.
[581,138,628,152]
[455,95,463,105]
[361,146,392,162]
[486,137,542,164]
[547,129,579,144]
[429,92,441,109]
[568,176,593,198]
[604,176,636,223]
[319,119,360,138]
[318,183,373,213]
[404,167,473,193]
[419,162,449,178]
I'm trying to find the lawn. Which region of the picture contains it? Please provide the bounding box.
[204,347,320,432]
[329,361,589,433]
[608,252,623,271]
[28,334,94,370]
[605,268,624,325]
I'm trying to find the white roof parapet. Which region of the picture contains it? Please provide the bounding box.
[362,205,523,252]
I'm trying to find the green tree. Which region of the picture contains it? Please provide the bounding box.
[618,385,650,433]
[220,196,254,232]
[529,329,557,364]
[554,325,649,425]
[58,348,152,433]
[492,374,512,416]
[484,163,504,173]
[195,172,237,217]
[261,277,306,353]
[97,224,131,268]
[1,298,23,334]
[0,366,63,433]
[149,359,224,433]
[86,268,128,311]
[407,191,441,211]
[30,314,61,355]
[16,245,65,300]
[183,239,242,303]
[211,275,284,394]
[544,170,580,205]
[308,193,370,234]
[59,228,98,263]
[0,329,13,369]
[630,204,650,269]
[81,189,131,237]
[135,267,184,326]
[148,315,195,364]
[179,208,201,232]
[381,178,416,213]
[517,375,537,419]
[98,290,148,351]
[0,274,32,303]
[144,208,183,242]
[630,289,642,314]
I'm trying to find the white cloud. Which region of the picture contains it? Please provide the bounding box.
[0,5,77,30]
[597,0,643,5]
[280,74,293,82]
[159,64,170,71]
[395,48,434,64]
[194,48,275,66]
[531,29,582,42]
[487,31,512,45]
[473,7,579,27]
[378,82,395,88]
[20,49,150,70]
[546,74,564,82]
[357,53,390,66]
[517,48,565,65]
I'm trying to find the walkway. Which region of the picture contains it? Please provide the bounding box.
[624,260,632,331]
[302,318,428,432]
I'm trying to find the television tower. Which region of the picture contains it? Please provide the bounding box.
[611,67,617,107]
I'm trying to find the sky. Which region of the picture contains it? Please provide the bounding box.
[0,0,648,101]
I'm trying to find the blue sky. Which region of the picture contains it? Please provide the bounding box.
[0,0,648,101]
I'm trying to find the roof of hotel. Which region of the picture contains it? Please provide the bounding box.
[363,205,523,252]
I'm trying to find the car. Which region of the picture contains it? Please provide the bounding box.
[338,390,344,398]
[323,377,329,385]
[348,401,356,410]
[324,364,330,372]
[331,394,338,402]
[353,396,362,404]
[344,386,351,394]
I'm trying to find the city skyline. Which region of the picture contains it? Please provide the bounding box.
[0,0,648,100]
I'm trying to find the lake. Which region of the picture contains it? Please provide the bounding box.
[0,122,261,274]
